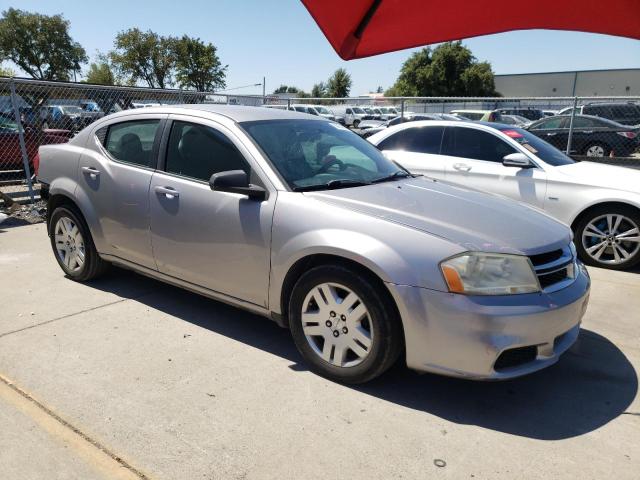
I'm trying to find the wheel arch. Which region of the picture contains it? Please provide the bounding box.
[46,186,105,252]
[278,253,403,338]
[570,200,640,233]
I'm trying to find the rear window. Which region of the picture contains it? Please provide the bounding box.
[496,127,574,166]
[378,126,445,154]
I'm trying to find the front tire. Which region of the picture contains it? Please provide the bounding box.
[574,205,640,270]
[288,265,403,384]
[49,206,109,281]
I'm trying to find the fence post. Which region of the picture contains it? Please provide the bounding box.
[565,96,578,155]
[9,78,35,204]
[287,98,291,110]
[400,98,405,118]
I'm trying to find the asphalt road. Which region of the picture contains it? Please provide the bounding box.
[0,223,638,479]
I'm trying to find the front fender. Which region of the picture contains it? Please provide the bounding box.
[268,193,464,314]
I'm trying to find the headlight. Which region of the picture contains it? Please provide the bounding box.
[440,253,540,295]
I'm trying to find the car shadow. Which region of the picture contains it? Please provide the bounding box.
[88,268,638,441]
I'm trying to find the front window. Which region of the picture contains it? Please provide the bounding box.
[165,121,249,181]
[496,126,575,166]
[316,107,331,115]
[240,119,407,190]
[352,108,365,114]
[442,127,516,163]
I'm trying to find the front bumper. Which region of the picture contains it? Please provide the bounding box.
[388,265,590,380]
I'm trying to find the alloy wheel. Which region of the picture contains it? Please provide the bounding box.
[300,282,374,368]
[582,214,640,265]
[586,144,606,157]
[54,216,86,272]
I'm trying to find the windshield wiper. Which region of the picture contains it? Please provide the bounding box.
[293,179,372,192]
[371,171,414,184]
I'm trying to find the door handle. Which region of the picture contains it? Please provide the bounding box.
[81,166,100,177]
[453,163,472,172]
[154,186,179,198]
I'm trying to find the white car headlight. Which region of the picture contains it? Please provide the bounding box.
[440,253,540,295]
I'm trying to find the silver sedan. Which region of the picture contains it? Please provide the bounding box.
[38,105,590,383]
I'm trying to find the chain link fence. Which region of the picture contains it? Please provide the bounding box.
[276,95,640,166]
[1,76,639,207]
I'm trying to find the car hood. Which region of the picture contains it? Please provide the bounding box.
[553,161,640,193]
[306,177,571,255]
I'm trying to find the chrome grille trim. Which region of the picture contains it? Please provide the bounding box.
[530,245,577,293]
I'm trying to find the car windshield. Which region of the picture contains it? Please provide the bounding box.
[241,119,407,190]
[315,107,331,114]
[496,126,575,166]
[60,106,83,114]
[352,108,365,114]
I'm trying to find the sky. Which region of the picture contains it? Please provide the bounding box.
[2,0,640,95]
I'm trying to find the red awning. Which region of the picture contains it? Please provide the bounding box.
[301,0,640,60]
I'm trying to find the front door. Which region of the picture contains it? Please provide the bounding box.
[149,116,275,307]
[442,126,547,209]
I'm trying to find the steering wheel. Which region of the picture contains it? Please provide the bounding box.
[316,155,345,174]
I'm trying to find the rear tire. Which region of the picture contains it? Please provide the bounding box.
[49,206,109,281]
[583,142,610,157]
[574,205,640,270]
[288,264,403,384]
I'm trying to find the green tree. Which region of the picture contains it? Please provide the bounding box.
[110,28,175,88]
[273,85,301,94]
[84,53,117,85]
[174,35,226,91]
[386,42,497,97]
[0,8,86,80]
[0,65,15,77]
[311,82,326,98]
[326,68,352,97]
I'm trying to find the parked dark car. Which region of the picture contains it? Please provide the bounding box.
[526,114,640,157]
[558,102,640,126]
[496,107,545,121]
[42,105,94,132]
[0,113,71,171]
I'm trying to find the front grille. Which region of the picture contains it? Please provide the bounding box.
[528,245,575,292]
[494,346,538,371]
[529,249,563,267]
[538,267,570,289]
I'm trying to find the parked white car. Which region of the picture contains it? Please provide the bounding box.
[369,121,640,270]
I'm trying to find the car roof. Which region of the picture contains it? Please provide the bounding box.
[536,113,621,123]
[100,104,325,123]
[450,109,492,113]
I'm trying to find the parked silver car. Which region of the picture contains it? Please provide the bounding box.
[38,105,590,383]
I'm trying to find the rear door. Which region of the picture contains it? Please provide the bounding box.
[77,115,164,269]
[442,126,547,208]
[376,125,446,179]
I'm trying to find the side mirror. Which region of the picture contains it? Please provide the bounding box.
[502,153,534,168]
[209,170,266,200]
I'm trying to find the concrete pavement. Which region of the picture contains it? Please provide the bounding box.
[0,223,638,479]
